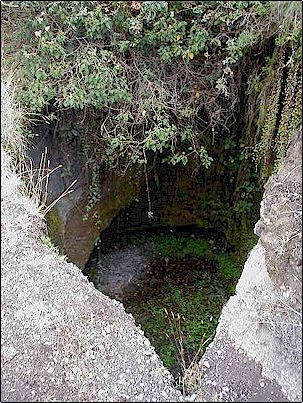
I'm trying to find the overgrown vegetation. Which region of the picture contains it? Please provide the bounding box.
[2,3,300,362]
[152,234,242,287]
[129,271,225,375]
[1,73,69,214]
[2,2,301,394]
[1,2,301,219]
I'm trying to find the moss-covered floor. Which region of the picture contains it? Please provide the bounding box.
[84,230,242,385]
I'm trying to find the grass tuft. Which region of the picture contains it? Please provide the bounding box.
[1,71,25,161]
[1,70,77,216]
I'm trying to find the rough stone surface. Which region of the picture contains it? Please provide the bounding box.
[27,132,227,269]
[255,129,302,314]
[88,242,154,300]
[195,132,302,402]
[195,331,288,402]
[62,168,142,269]
[27,133,143,269]
[1,149,184,402]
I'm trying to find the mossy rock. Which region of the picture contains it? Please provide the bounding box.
[46,208,64,247]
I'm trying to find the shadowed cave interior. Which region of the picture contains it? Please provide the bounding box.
[82,171,245,385]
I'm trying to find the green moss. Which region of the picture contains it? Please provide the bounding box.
[216,253,241,282]
[40,235,67,261]
[46,207,63,245]
[152,235,214,259]
[123,233,244,375]
[83,265,98,281]
[126,268,229,374]
[235,233,258,266]
[163,206,196,227]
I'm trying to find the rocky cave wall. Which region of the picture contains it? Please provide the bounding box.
[27,131,143,268]
[194,130,302,402]
[3,129,301,402]
[28,130,232,269]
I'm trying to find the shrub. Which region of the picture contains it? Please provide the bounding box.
[2,1,301,177]
[2,1,301,237]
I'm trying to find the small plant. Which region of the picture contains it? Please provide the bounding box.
[18,147,77,215]
[125,255,230,388]
[163,307,214,394]
[40,235,67,261]
[163,309,187,372]
[1,71,77,217]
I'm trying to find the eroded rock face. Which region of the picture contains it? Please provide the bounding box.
[255,130,302,314]
[59,168,142,269]
[29,131,223,269]
[28,133,143,269]
[29,124,258,270]
[196,131,302,402]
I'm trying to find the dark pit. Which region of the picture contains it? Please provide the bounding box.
[84,223,241,386]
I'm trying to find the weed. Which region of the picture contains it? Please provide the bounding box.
[120,232,246,394]
[17,147,78,215]
[125,257,230,386]
[1,71,77,217]
[40,235,67,261]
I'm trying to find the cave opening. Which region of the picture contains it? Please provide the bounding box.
[24,121,257,388]
[26,119,259,389]
[2,1,301,399]
[82,166,246,388]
